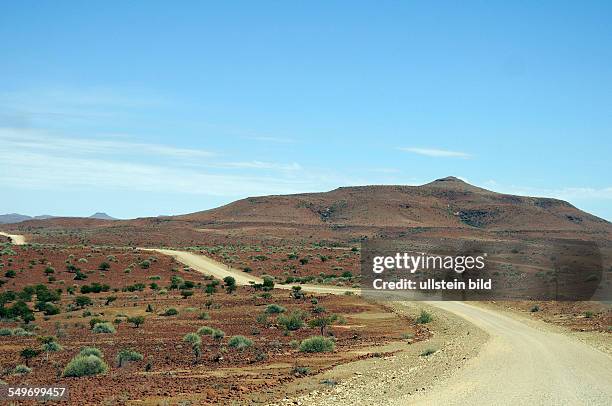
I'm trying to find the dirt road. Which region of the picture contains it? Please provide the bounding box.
[156,249,612,405]
[397,301,612,405]
[149,248,358,295]
[3,235,610,404]
[0,231,26,245]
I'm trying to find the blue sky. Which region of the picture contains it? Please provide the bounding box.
[0,1,611,220]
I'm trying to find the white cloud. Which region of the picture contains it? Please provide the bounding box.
[0,127,317,197]
[398,147,471,158]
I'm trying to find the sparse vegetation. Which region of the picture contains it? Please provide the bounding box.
[92,322,116,334]
[416,310,433,324]
[116,348,143,367]
[228,335,253,350]
[299,336,335,353]
[63,354,108,377]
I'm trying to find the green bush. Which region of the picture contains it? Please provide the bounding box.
[11,328,33,336]
[79,347,103,357]
[265,304,286,314]
[92,322,116,334]
[127,315,145,328]
[62,355,108,377]
[278,310,305,331]
[299,336,335,353]
[116,348,143,367]
[0,328,12,336]
[198,312,210,320]
[212,329,225,340]
[13,364,31,375]
[415,310,433,324]
[163,308,178,316]
[228,335,253,350]
[197,326,215,336]
[420,348,436,356]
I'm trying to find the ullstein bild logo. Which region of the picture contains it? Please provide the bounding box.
[360,239,608,301]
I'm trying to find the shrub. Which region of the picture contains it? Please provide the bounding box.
[278,310,305,331]
[180,290,194,299]
[265,304,286,314]
[530,305,540,312]
[292,365,310,376]
[0,328,12,336]
[197,326,215,336]
[299,336,335,353]
[98,262,111,271]
[228,335,253,350]
[163,308,178,316]
[89,318,107,329]
[4,270,16,278]
[63,354,108,377]
[308,314,342,335]
[13,364,31,375]
[183,333,202,363]
[139,260,151,269]
[92,322,116,334]
[116,348,143,367]
[198,312,210,320]
[584,311,595,318]
[212,329,225,340]
[11,328,33,336]
[75,295,93,308]
[420,348,437,356]
[79,347,102,357]
[415,310,433,324]
[127,316,145,328]
[262,276,275,290]
[41,303,61,315]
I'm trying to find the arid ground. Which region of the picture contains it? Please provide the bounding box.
[1,178,611,405]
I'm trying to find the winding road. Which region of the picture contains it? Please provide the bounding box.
[154,249,612,405]
[3,233,611,404]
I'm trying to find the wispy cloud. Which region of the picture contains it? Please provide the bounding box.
[398,147,471,158]
[0,127,317,197]
[0,128,215,159]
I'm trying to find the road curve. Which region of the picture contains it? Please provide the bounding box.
[3,236,610,404]
[154,249,612,405]
[399,301,612,406]
[0,231,26,245]
[147,248,358,295]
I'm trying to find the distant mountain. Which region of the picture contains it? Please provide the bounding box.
[0,212,116,224]
[88,212,117,220]
[0,213,33,224]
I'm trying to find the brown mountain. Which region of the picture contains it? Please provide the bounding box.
[177,176,609,232]
[6,177,611,246]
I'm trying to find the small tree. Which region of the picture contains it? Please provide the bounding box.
[262,276,274,291]
[20,347,39,367]
[308,314,341,336]
[291,286,305,300]
[223,276,236,294]
[127,315,145,328]
[98,262,111,271]
[183,333,202,364]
